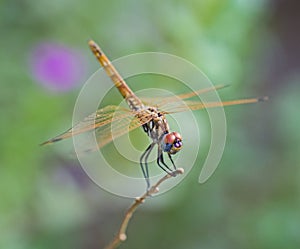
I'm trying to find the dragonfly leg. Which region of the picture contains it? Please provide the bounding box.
[168,153,177,170]
[156,147,175,176]
[140,143,155,189]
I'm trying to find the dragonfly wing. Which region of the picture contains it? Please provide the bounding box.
[41,105,133,145]
[160,97,267,114]
[141,84,228,107]
[83,111,153,152]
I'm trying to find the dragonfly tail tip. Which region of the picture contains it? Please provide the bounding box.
[40,137,62,146]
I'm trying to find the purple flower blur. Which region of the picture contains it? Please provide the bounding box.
[30,42,86,92]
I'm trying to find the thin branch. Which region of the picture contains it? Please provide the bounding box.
[103,168,184,249]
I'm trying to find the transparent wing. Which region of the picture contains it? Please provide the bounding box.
[41,105,136,145]
[141,84,228,107]
[159,97,268,114]
[84,110,153,152]
[42,104,154,152]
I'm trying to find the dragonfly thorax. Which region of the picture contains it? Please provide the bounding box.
[140,107,169,142]
[161,132,183,155]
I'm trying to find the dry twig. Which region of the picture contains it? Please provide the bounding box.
[104,168,184,249]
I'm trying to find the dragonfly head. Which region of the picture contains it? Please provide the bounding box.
[162,132,183,155]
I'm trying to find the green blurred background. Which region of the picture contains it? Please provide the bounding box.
[1,0,299,248]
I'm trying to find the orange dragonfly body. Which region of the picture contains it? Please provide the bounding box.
[42,40,267,188]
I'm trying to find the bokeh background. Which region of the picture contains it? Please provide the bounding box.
[1,0,299,248]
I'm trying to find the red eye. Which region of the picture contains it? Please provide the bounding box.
[164,133,176,144]
[172,132,182,141]
[162,132,183,154]
[164,132,182,145]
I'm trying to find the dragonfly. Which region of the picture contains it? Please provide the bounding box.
[42,40,267,189]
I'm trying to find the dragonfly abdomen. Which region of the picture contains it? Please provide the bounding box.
[88,40,144,110]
